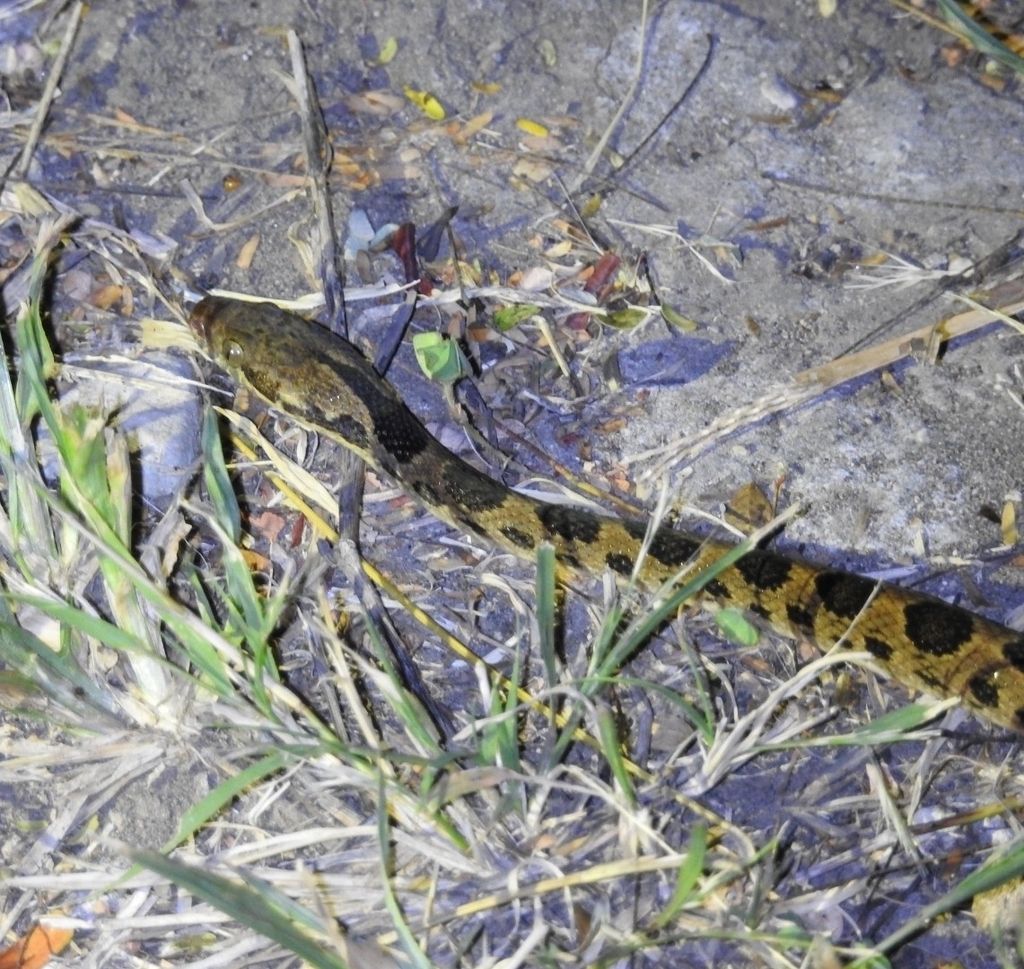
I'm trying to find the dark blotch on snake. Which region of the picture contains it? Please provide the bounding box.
[786,602,815,635]
[814,572,876,621]
[1002,639,1024,672]
[442,464,509,513]
[704,578,729,600]
[537,506,602,545]
[501,525,536,550]
[903,600,974,657]
[606,552,635,576]
[967,669,1000,708]
[734,551,793,592]
[622,520,701,568]
[863,636,893,662]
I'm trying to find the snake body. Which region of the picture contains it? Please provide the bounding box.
[189,295,1024,732]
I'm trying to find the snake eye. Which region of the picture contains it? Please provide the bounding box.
[226,341,244,366]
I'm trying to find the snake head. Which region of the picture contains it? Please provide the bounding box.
[188,295,233,346]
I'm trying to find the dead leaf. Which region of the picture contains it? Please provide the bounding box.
[1002,500,1018,547]
[236,234,260,270]
[725,482,774,532]
[0,924,73,969]
[91,283,126,310]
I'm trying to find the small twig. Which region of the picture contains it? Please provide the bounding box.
[179,178,302,232]
[570,0,649,193]
[285,31,346,335]
[12,1,83,180]
[947,291,1024,335]
[609,32,714,184]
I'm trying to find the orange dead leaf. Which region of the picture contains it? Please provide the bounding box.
[516,118,549,137]
[607,470,631,493]
[91,283,126,310]
[240,547,272,572]
[596,417,627,434]
[452,110,493,146]
[0,924,74,969]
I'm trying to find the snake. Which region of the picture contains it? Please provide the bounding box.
[189,294,1024,732]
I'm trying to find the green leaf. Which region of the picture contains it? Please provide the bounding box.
[492,303,539,331]
[713,607,760,647]
[596,704,636,808]
[661,303,698,331]
[412,332,471,383]
[602,307,648,329]
[202,407,241,544]
[376,775,432,969]
[161,753,287,852]
[536,543,558,698]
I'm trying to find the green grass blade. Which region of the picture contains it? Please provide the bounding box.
[935,0,1024,75]
[536,543,558,698]
[201,407,242,543]
[652,824,707,928]
[596,703,636,808]
[376,773,431,969]
[161,752,288,853]
[593,536,757,684]
[127,848,350,969]
[859,837,1024,965]
[0,610,119,720]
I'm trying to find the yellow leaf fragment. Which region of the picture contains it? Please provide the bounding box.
[403,85,445,120]
[1002,500,1018,547]
[377,36,398,64]
[544,240,573,259]
[516,118,549,137]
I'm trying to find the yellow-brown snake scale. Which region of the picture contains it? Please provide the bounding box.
[190,295,1024,732]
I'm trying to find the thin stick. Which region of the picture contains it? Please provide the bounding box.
[285,31,346,334]
[14,2,84,179]
[569,0,649,193]
[283,33,452,734]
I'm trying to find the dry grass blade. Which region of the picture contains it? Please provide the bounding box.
[629,284,1024,481]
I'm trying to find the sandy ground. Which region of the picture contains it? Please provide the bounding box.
[2,0,1024,966]
[15,0,1018,567]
